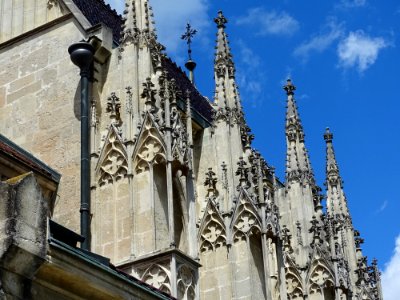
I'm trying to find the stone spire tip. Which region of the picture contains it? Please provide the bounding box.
[283,79,296,96]
[214,10,228,28]
[324,127,333,142]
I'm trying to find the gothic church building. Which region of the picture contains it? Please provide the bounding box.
[0,0,382,299]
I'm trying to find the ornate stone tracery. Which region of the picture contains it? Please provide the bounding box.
[198,200,226,253]
[96,125,128,186]
[141,263,171,294]
[177,264,196,300]
[231,191,261,242]
[133,113,166,174]
[307,255,335,298]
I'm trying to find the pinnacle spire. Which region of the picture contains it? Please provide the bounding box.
[214,11,234,78]
[121,0,156,44]
[324,128,350,217]
[213,11,239,109]
[284,79,315,186]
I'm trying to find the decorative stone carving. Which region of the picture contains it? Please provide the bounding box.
[307,253,335,297]
[106,92,121,124]
[231,192,261,242]
[281,225,293,253]
[310,216,323,246]
[47,0,58,9]
[240,124,254,148]
[125,86,133,115]
[204,168,218,198]
[286,270,304,298]
[133,114,166,174]
[198,200,226,253]
[171,113,188,163]
[141,263,171,294]
[236,157,249,190]
[149,41,166,70]
[96,125,128,186]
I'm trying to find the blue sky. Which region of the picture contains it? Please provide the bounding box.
[106,0,400,295]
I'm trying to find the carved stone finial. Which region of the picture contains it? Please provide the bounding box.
[296,221,303,246]
[214,11,228,28]
[168,79,181,104]
[240,124,254,149]
[106,92,121,123]
[283,79,296,96]
[90,99,96,127]
[281,225,292,253]
[125,86,133,115]
[204,167,218,198]
[309,216,323,246]
[324,127,333,142]
[221,161,228,189]
[141,77,157,112]
[236,157,249,189]
[354,230,364,249]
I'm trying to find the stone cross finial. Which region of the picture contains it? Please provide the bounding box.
[214,11,228,28]
[283,79,296,96]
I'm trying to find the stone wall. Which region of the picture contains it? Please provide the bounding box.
[0,18,86,233]
[0,0,64,44]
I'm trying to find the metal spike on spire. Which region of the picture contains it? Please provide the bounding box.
[181,22,197,61]
[181,22,197,83]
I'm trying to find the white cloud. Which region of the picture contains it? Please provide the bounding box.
[236,40,265,107]
[237,8,299,36]
[339,0,367,8]
[337,31,388,73]
[105,0,211,58]
[382,234,400,300]
[294,19,344,61]
[151,0,210,57]
[376,200,388,213]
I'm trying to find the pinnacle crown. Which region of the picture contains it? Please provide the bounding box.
[283,79,296,96]
[324,127,333,142]
[214,11,228,28]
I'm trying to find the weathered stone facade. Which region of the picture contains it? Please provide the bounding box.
[0,0,383,299]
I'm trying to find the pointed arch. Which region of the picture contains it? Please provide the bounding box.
[307,250,335,299]
[177,264,196,300]
[198,199,227,253]
[284,254,304,300]
[133,113,167,174]
[96,124,128,186]
[231,189,262,242]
